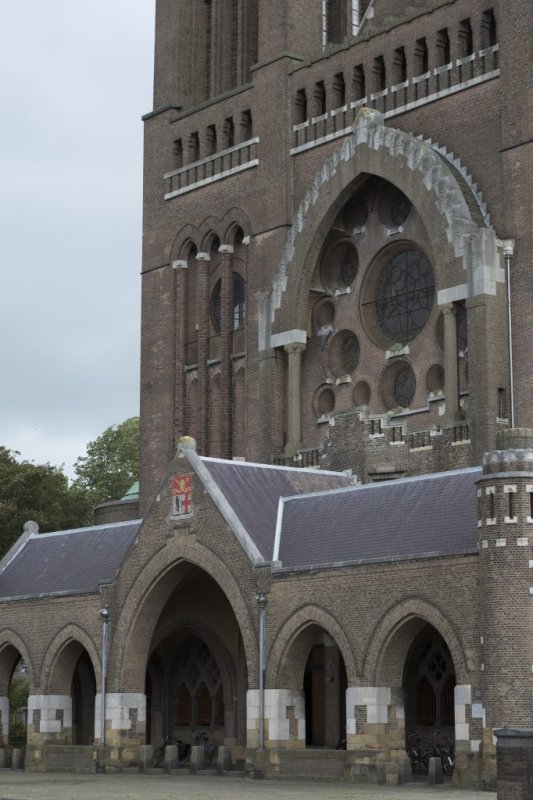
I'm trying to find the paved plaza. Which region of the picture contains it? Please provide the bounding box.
[0,772,495,800]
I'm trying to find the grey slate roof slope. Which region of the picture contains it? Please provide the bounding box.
[200,458,353,560]
[0,520,140,601]
[275,467,481,570]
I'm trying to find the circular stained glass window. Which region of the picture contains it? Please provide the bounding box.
[378,185,412,227]
[320,240,359,292]
[328,330,360,378]
[376,250,435,343]
[394,364,416,407]
[316,387,335,415]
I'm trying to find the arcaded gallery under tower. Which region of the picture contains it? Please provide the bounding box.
[1,0,533,789]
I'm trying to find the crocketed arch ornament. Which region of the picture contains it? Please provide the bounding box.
[266,106,498,341]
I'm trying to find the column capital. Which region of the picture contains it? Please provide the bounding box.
[172,259,188,270]
[284,342,306,355]
[196,252,210,262]
[441,302,457,315]
[219,244,234,255]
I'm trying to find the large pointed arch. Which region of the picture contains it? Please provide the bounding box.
[0,631,35,694]
[267,107,500,339]
[112,536,258,693]
[40,624,101,694]
[363,596,471,686]
[267,604,358,688]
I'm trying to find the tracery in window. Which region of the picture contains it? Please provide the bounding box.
[174,639,223,728]
[328,330,360,378]
[375,250,434,343]
[320,240,359,292]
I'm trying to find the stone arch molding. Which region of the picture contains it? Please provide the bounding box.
[265,107,502,339]
[0,630,35,694]
[41,624,101,695]
[267,604,359,688]
[171,207,252,262]
[113,537,258,692]
[363,596,471,687]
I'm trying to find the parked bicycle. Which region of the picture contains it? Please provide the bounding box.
[430,731,455,775]
[153,734,191,768]
[406,733,429,774]
[191,729,216,764]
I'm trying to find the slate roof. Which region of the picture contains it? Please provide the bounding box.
[0,520,140,601]
[200,458,353,560]
[274,467,481,570]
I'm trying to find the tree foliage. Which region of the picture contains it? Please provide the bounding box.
[71,416,139,505]
[0,447,92,558]
[0,416,140,560]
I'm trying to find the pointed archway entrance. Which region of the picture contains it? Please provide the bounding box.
[112,558,252,769]
[403,624,456,748]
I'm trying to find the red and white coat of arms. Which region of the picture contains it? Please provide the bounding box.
[172,475,193,518]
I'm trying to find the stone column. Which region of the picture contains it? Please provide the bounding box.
[442,303,461,424]
[173,259,188,442]
[284,343,305,457]
[0,696,8,746]
[219,244,234,459]
[27,695,72,744]
[246,688,305,749]
[345,686,405,784]
[96,692,146,770]
[196,252,210,454]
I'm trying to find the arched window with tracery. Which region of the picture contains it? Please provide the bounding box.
[196,682,212,725]
[177,684,192,725]
[173,639,224,728]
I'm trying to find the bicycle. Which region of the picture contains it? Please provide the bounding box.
[430,732,454,775]
[406,733,429,774]
[153,734,190,768]
[191,729,216,765]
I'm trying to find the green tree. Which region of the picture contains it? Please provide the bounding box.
[0,448,92,558]
[71,416,139,506]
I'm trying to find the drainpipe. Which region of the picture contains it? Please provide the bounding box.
[99,606,109,754]
[256,593,267,751]
[502,240,515,427]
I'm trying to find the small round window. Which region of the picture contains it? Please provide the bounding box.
[211,272,246,332]
[328,330,360,378]
[320,240,359,292]
[381,361,416,410]
[375,249,434,343]
[394,364,416,407]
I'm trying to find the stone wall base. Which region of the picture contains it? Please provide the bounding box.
[25,744,95,773]
[248,748,346,780]
[344,746,403,785]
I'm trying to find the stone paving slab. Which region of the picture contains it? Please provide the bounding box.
[0,772,495,800]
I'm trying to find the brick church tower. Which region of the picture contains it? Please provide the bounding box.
[139,0,533,510]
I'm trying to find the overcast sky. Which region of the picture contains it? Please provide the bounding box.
[0,1,155,478]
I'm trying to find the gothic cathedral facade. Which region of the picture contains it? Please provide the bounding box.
[1,0,533,788]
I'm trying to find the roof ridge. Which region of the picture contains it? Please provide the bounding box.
[200,455,348,477]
